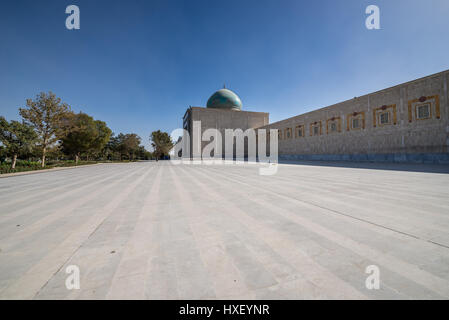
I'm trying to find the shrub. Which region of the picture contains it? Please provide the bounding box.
[0,162,42,174]
[15,160,41,167]
[0,159,97,174]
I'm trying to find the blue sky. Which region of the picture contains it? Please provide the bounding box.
[1,0,448,149]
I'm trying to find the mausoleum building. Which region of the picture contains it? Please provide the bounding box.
[182,70,449,163]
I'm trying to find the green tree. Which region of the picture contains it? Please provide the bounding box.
[136,145,152,160]
[115,133,128,160]
[45,145,64,162]
[0,145,6,163]
[150,130,174,160]
[0,117,38,169]
[121,133,141,161]
[19,92,71,167]
[104,133,121,161]
[89,119,112,158]
[109,133,140,161]
[60,112,111,164]
[103,133,144,161]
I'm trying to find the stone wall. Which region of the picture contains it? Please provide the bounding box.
[257,70,449,163]
[183,107,269,158]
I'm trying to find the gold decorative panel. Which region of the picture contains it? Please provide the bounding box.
[373,104,397,127]
[347,111,365,131]
[326,117,342,134]
[295,125,304,138]
[284,127,292,139]
[309,121,322,136]
[407,95,440,122]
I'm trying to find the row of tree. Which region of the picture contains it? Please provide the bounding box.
[0,92,173,169]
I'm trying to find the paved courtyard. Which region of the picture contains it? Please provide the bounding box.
[1,161,449,299]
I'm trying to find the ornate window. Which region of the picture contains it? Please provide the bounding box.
[373,104,397,127]
[310,121,322,136]
[347,112,365,131]
[416,103,430,119]
[295,125,304,138]
[408,95,440,122]
[379,112,390,125]
[278,129,282,140]
[284,127,292,139]
[326,117,341,134]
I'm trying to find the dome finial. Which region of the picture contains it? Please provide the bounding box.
[223,83,226,89]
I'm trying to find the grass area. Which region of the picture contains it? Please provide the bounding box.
[0,160,99,174]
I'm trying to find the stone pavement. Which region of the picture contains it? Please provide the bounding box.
[0,161,449,299]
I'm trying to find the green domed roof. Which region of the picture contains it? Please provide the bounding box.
[206,88,242,110]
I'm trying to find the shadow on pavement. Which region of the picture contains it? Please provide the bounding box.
[279,160,449,174]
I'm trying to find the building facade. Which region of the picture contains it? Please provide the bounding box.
[182,70,449,163]
[258,69,449,163]
[182,89,269,158]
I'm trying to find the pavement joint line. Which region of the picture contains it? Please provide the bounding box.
[0,164,154,299]
[32,165,154,299]
[205,165,449,249]
[198,162,449,201]
[194,165,449,298]
[0,165,124,210]
[0,164,141,227]
[106,165,162,299]
[0,165,149,251]
[246,165,449,207]
[1,162,448,299]
[0,163,113,186]
[168,164,223,299]
[179,165,368,299]
[177,165,280,297]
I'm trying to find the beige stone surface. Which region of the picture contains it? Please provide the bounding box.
[0,161,449,299]
[183,107,269,158]
[258,70,449,156]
